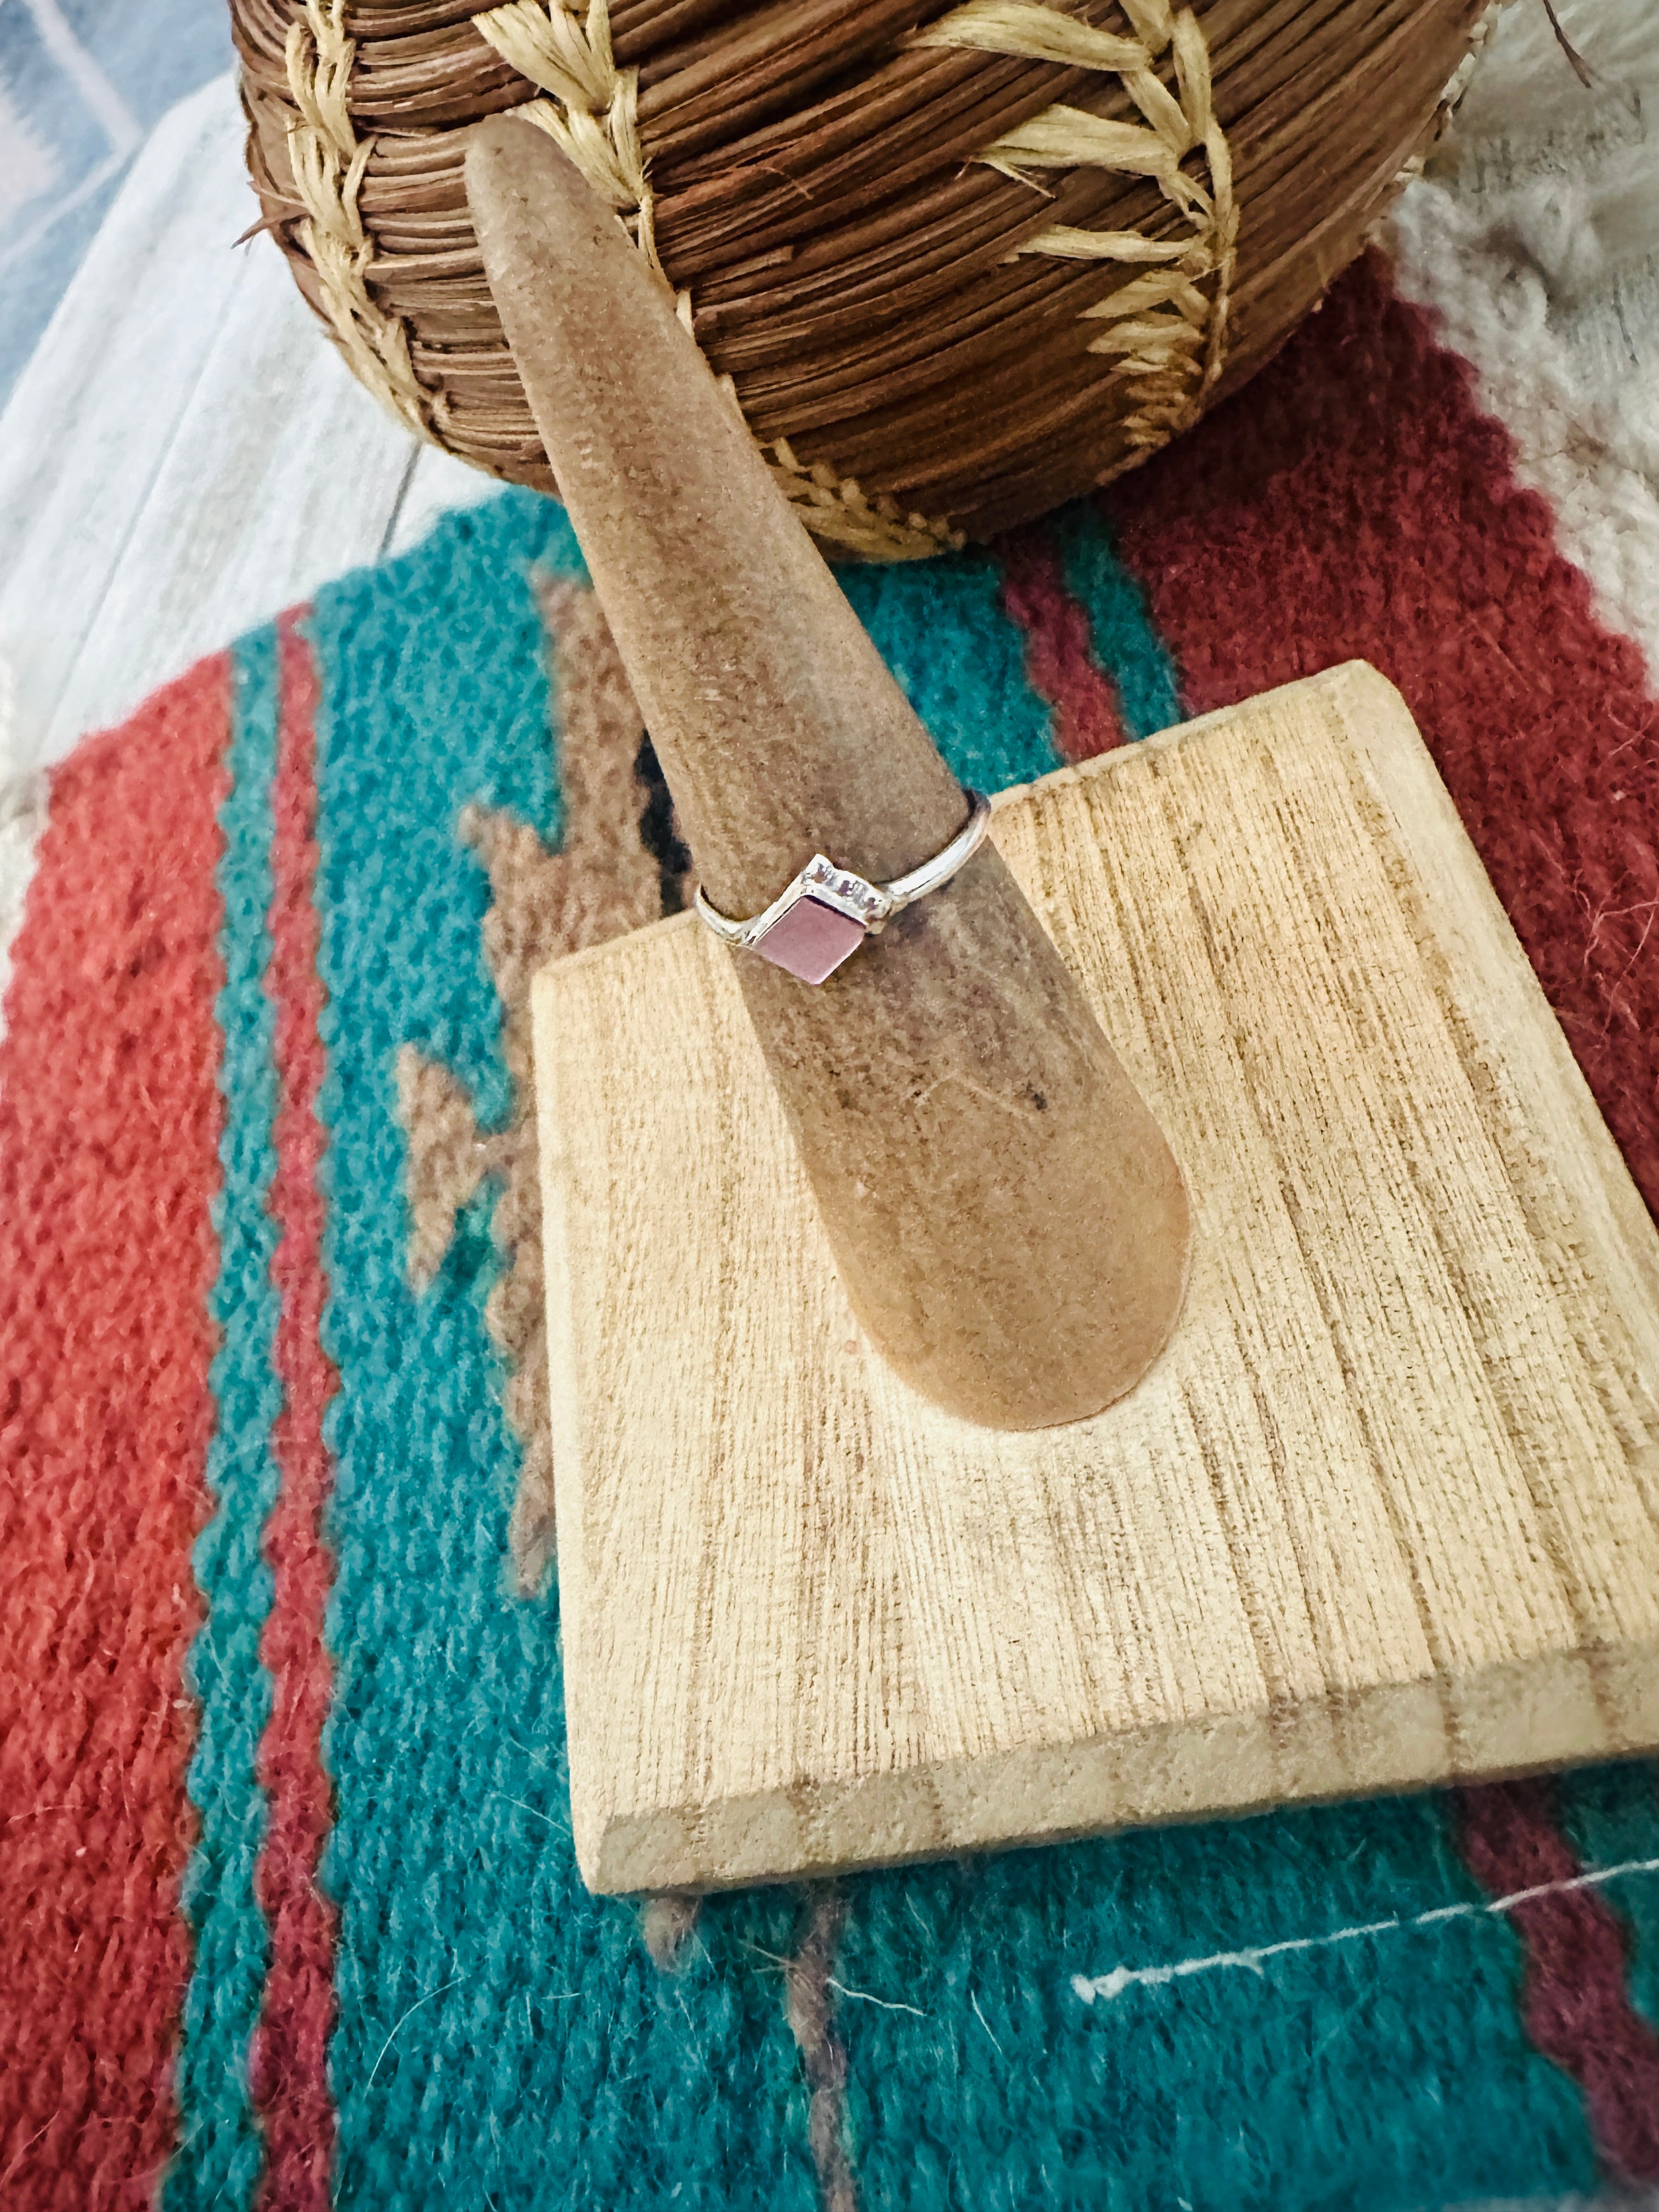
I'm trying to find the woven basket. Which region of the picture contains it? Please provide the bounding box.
[234,0,1487,558]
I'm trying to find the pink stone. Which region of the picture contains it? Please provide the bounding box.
[752,895,867,985]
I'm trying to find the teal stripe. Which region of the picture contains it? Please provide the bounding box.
[840,1789,1598,2209]
[306,490,818,2210]
[840,550,1062,792]
[164,628,285,2211]
[1049,499,1184,739]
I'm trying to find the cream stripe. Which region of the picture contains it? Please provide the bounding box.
[1388,174,1659,684]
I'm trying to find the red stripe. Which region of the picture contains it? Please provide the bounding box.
[249,614,340,2212]
[1107,250,1659,1214]
[995,524,1127,761]
[1457,1780,1659,2180]
[0,664,232,2208]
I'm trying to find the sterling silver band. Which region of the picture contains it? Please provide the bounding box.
[693,789,991,983]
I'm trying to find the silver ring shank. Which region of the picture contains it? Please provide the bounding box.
[695,789,991,946]
[692,894,761,948]
[882,788,992,911]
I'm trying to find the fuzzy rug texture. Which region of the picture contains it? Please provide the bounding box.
[3,3,1659,2207]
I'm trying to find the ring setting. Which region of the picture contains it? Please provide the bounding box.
[694,790,992,985]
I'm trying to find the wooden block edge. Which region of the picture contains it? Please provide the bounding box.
[530,972,607,1886]
[585,1640,1659,1894]
[530,661,1659,1894]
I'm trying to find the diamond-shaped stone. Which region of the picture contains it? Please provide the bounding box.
[751,895,867,985]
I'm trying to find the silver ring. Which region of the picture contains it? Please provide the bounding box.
[695,789,992,986]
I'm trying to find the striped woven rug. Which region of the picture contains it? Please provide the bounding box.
[4,245,1659,2210]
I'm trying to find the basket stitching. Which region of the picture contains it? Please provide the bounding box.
[471,0,966,561]
[912,0,1238,461]
[285,0,438,441]
[474,2,658,264]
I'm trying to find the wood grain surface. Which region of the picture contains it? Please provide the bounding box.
[532,662,1659,1895]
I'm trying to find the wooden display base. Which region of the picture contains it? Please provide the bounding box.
[531,663,1659,1896]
